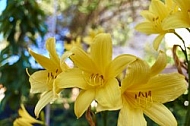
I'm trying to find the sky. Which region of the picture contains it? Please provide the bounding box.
[0,0,6,14]
[0,0,7,41]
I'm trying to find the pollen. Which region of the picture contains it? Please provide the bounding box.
[134,91,153,108]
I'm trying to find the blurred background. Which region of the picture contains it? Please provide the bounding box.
[0,0,188,125]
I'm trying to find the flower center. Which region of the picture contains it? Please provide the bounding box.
[134,91,153,108]
[47,69,59,84]
[82,71,105,87]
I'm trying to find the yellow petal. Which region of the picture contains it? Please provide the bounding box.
[106,54,136,79]
[149,0,168,19]
[29,70,49,93]
[83,36,93,45]
[14,118,33,126]
[153,34,165,50]
[150,50,167,76]
[174,0,190,12]
[96,78,122,112]
[35,91,55,118]
[45,38,60,67]
[135,22,158,34]
[90,33,112,73]
[118,100,147,126]
[29,49,58,71]
[143,103,177,126]
[74,89,95,118]
[141,10,155,22]
[146,73,187,103]
[55,68,89,92]
[121,58,150,93]
[60,51,72,71]
[163,12,190,30]
[70,47,97,73]
[18,104,43,124]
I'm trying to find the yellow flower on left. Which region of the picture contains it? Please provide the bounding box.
[13,104,44,126]
[28,38,70,118]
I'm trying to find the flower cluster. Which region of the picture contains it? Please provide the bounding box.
[26,33,186,126]
[13,0,190,125]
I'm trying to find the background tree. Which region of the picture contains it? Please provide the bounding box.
[0,0,47,124]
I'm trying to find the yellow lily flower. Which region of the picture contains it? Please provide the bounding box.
[163,0,190,29]
[64,36,82,51]
[118,51,187,126]
[135,0,177,50]
[83,27,104,45]
[28,38,71,117]
[13,104,44,126]
[55,33,136,118]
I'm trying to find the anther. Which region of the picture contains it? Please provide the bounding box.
[134,91,153,108]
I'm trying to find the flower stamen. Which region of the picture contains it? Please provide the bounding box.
[82,71,104,87]
[134,91,153,108]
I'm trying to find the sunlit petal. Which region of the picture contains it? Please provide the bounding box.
[121,58,150,93]
[153,34,165,50]
[90,33,112,73]
[60,51,72,71]
[29,70,49,93]
[150,50,167,76]
[74,89,95,118]
[145,73,187,103]
[35,91,55,118]
[141,10,155,22]
[70,47,97,73]
[149,0,168,19]
[163,12,190,30]
[135,22,158,34]
[174,0,190,12]
[46,38,60,67]
[144,103,177,126]
[96,78,122,112]
[29,49,57,71]
[55,68,90,91]
[118,100,146,126]
[106,54,136,79]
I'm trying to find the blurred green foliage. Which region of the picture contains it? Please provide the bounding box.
[0,0,47,114]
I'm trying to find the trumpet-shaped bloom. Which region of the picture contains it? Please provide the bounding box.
[135,0,177,50]
[118,51,187,126]
[55,33,136,118]
[28,38,70,117]
[13,104,44,126]
[163,0,190,29]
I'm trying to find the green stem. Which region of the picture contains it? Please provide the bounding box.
[185,61,190,126]
[174,31,188,63]
[174,31,190,126]
[186,28,190,33]
[102,111,107,126]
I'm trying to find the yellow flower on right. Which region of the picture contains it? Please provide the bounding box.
[163,0,190,29]
[118,51,187,126]
[135,0,178,50]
